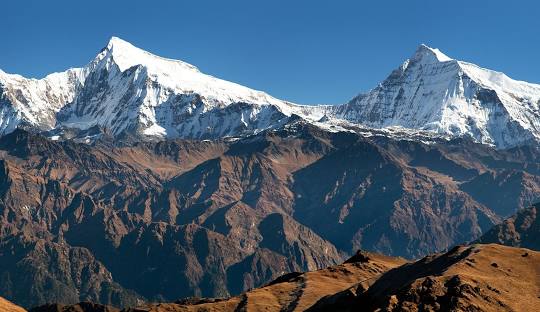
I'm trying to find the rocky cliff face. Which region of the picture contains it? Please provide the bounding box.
[0,127,342,308]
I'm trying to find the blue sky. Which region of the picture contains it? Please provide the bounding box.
[1,0,539,104]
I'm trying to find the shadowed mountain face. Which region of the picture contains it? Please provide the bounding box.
[2,122,540,308]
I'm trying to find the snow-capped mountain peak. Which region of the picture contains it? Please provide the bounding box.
[101,36,200,73]
[337,44,540,148]
[88,36,301,113]
[411,44,453,64]
[0,36,314,139]
[48,36,328,139]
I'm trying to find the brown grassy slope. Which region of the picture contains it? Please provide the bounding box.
[311,244,540,311]
[0,297,25,312]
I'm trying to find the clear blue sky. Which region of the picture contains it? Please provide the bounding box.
[1,0,539,104]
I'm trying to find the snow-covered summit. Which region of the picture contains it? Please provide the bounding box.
[92,36,303,111]
[336,44,540,148]
[411,44,453,64]
[103,36,200,73]
[0,36,326,140]
[0,66,84,134]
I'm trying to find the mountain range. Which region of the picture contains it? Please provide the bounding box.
[1,38,540,310]
[2,38,540,148]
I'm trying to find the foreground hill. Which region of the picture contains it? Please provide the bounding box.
[0,297,25,312]
[27,244,540,312]
[311,244,540,311]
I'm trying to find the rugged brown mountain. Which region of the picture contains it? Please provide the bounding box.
[476,203,540,250]
[0,236,140,308]
[0,127,341,308]
[3,121,540,307]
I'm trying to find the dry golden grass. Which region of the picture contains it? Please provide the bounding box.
[355,244,540,312]
[441,244,540,311]
[0,297,25,312]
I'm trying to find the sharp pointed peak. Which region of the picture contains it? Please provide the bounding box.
[104,36,142,53]
[97,36,200,73]
[412,44,453,63]
[108,36,129,45]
